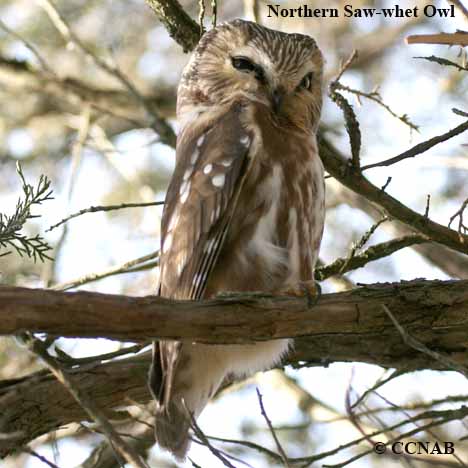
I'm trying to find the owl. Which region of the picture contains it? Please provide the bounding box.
[149,19,325,459]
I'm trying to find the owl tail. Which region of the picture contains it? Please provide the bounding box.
[149,342,191,459]
[151,384,216,460]
[154,400,192,460]
[149,342,225,460]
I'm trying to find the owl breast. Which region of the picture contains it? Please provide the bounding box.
[204,101,325,297]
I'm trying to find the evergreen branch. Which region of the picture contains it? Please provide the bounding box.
[0,163,54,262]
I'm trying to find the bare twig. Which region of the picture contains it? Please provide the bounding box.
[319,135,468,253]
[334,83,419,132]
[47,201,164,232]
[21,447,61,468]
[37,0,175,146]
[187,408,238,468]
[415,55,468,72]
[350,368,409,410]
[20,333,149,468]
[448,0,468,18]
[51,250,159,291]
[0,54,175,131]
[383,305,468,378]
[211,0,217,27]
[327,179,468,278]
[205,434,284,463]
[321,406,468,468]
[424,194,431,218]
[198,0,205,36]
[361,119,468,171]
[0,19,54,74]
[3,342,468,458]
[54,343,148,367]
[329,51,361,169]
[406,32,468,47]
[338,217,389,275]
[42,105,92,286]
[448,198,468,240]
[256,388,291,468]
[334,51,359,83]
[371,391,468,467]
[344,373,378,449]
[315,234,427,281]
[356,394,468,418]
[244,0,260,22]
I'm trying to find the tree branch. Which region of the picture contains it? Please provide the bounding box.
[1,273,468,462]
[0,354,150,458]
[145,0,199,52]
[360,119,468,171]
[327,183,468,278]
[0,55,177,129]
[0,278,467,458]
[315,234,427,281]
[19,333,149,468]
[0,280,466,344]
[318,135,468,254]
[406,32,468,47]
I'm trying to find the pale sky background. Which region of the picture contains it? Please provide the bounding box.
[0,0,467,467]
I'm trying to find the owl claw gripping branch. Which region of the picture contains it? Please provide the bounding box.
[149,19,325,459]
[279,279,322,308]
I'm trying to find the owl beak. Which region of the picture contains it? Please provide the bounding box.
[271,89,285,113]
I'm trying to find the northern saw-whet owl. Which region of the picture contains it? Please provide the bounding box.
[149,19,325,459]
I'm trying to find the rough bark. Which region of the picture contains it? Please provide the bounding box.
[145,0,199,52]
[1,279,468,457]
[1,280,467,344]
[0,356,149,458]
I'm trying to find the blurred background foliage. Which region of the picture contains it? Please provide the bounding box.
[0,0,467,467]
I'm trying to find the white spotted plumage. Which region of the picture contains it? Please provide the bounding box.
[150,19,325,461]
[211,173,225,187]
[220,158,233,167]
[190,151,199,165]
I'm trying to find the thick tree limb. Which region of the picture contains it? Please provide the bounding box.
[1,280,467,344]
[0,279,468,457]
[19,333,148,468]
[0,355,150,458]
[145,0,199,52]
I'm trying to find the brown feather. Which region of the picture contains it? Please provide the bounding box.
[149,19,325,460]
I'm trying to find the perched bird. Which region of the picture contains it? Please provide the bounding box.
[149,19,325,459]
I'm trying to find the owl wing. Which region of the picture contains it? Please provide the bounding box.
[159,102,252,301]
[150,103,252,408]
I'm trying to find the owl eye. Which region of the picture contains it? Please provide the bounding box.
[299,72,314,91]
[231,56,256,73]
[231,56,266,83]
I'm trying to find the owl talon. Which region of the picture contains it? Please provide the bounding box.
[279,280,321,309]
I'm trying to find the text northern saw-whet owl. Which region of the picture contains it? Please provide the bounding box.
[149,19,325,459]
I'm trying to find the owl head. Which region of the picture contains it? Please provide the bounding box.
[178,19,323,133]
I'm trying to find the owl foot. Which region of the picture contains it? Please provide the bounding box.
[279,280,321,308]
